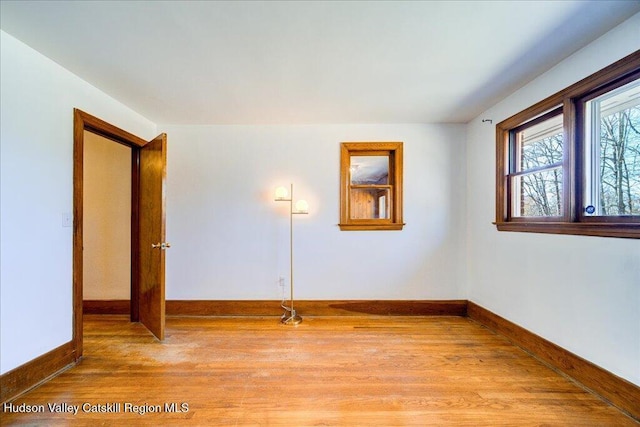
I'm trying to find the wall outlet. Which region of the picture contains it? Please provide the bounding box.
[278,276,285,287]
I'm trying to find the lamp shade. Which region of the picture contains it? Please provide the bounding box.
[295,200,309,213]
[275,186,289,200]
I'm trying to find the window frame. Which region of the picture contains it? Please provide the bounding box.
[339,142,404,231]
[496,50,640,239]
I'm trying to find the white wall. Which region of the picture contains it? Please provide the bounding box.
[466,13,640,385]
[83,131,131,300]
[160,124,467,301]
[0,31,156,374]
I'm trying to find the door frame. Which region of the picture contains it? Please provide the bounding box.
[72,109,148,358]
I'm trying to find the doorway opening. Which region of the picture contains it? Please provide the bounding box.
[83,131,132,312]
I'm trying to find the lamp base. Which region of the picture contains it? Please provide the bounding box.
[281,311,302,325]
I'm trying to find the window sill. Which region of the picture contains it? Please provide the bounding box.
[494,221,639,239]
[339,223,405,231]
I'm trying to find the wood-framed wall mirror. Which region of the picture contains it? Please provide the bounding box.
[339,142,404,231]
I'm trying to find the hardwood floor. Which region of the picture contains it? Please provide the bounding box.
[2,315,637,426]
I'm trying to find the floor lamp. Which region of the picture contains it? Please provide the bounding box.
[275,184,308,325]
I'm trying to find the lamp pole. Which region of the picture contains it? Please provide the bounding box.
[288,184,297,323]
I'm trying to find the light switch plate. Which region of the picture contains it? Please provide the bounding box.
[62,212,73,227]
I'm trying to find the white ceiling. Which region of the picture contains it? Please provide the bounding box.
[1,1,639,125]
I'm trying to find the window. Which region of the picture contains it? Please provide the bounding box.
[340,142,404,231]
[496,50,640,238]
[582,78,640,217]
[510,108,564,218]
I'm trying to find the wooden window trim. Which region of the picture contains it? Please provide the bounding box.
[496,50,640,239]
[340,142,404,231]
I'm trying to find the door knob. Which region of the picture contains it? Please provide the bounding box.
[151,242,171,249]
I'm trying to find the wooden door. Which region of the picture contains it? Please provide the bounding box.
[138,134,167,340]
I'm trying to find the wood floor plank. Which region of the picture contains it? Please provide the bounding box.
[1,315,636,426]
